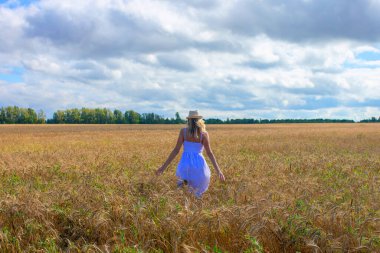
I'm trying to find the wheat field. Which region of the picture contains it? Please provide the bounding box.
[0,124,379,252]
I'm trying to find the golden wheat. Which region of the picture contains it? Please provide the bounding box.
[0,124,379,252]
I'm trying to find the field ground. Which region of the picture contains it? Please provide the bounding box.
[0,124,379,252]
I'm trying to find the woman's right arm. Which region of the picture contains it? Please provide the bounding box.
[156,128,184,175]
[203,132,225,181]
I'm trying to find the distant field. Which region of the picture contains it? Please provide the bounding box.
[0,124,379,252]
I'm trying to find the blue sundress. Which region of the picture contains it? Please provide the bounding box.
[176,128,211,197]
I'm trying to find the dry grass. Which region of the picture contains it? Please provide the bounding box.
[0,124,379,252]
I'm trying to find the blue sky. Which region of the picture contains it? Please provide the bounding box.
[0,66,24,83]
[0,0,35,8]
[0,0,380,120]
[356,51,380,61]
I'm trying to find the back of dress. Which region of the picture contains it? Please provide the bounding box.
[183,128,204,154]
[176,128,211,198]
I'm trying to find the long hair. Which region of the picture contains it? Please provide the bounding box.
[187,118,206,139]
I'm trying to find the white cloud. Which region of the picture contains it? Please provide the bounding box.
[0,0,380,120]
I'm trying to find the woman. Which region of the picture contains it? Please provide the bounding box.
[156,110,225,198]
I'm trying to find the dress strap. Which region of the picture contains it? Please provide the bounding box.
[184,128,187,141]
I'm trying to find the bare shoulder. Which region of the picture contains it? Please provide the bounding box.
[202,131,209,139]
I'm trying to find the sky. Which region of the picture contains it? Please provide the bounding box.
[0,0,380,120]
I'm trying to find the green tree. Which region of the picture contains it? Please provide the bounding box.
[18,108,29,123]
[53,110,65,123]
[65,108,81,123]
[114,109,124,124]
[81,108,96,124]
[0,107,5,123]
[105,108,115,124]
[37,110,46,124]
[175,112,183,124]
[27,108,37,123]
[4,106,20,123]
[125,110,141,124]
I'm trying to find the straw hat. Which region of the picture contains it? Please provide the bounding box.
[186,110,203,119]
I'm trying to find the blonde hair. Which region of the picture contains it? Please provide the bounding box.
[187,118,206,139]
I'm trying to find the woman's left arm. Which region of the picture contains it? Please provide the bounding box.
[156,129,184,175]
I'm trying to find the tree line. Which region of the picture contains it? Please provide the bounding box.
[205,118,358,124]
[1,106,379,124]
[359,117,380,123]
[0,106,46,124]
[48,108,184,124]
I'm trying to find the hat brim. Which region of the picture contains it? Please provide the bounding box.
[186,116,203,119]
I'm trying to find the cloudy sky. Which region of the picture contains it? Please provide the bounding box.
[1,0,380,120]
